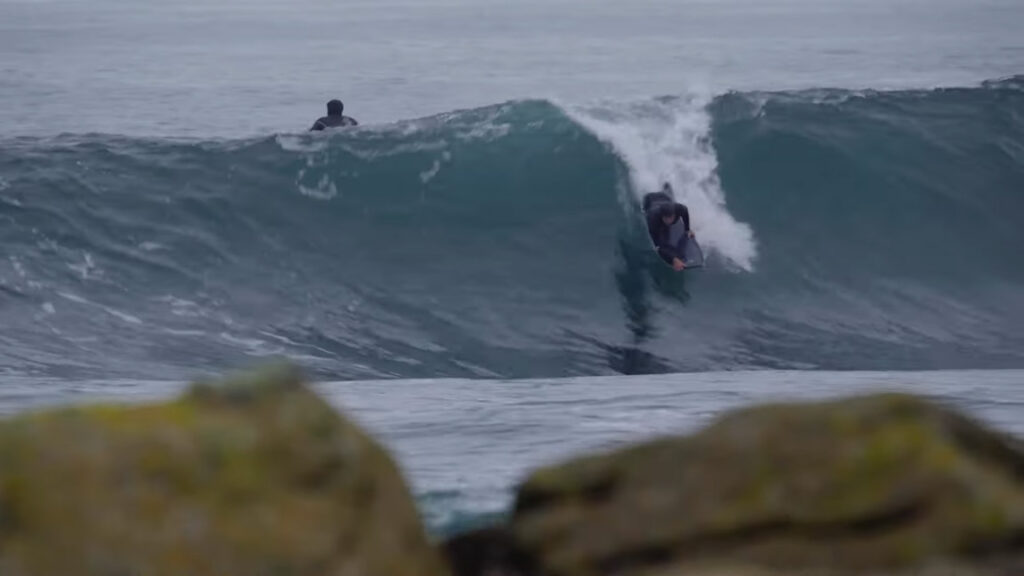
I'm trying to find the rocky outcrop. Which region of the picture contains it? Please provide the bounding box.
[0,365,448,576]
[3,366,1022,576]
[451,392,1024,576]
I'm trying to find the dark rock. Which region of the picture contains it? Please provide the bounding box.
[444,525,538,576]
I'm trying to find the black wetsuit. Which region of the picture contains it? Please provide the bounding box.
[310,115,359,131]
[645,196,692,264]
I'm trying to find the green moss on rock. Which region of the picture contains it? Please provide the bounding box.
[511,393,1024,576]
[0,364,447,576]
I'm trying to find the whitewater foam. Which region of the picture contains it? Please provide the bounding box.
[66,252,99,280]
[297,173,339,201]
[57,291,143,325]
[419,151,451,184]
[9,256,26,279]
[561,95,758,271]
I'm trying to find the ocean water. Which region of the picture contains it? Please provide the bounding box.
[4,0,1024,136]
[2,0,1023,536]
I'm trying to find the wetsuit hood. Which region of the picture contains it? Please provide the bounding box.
[326,99,344,116]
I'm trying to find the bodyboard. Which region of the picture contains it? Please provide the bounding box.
[680,236,705,268]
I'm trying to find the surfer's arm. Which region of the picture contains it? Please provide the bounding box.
[648,213,685,264]
[646,214,661,246]
[658,243,685,269]
[656,245,680,264]
[675,204,691,232]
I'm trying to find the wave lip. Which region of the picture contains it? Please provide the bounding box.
[562,94,758,271]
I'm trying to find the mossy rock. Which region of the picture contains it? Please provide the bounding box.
[0,364,447,576]
[511,393,1024,576]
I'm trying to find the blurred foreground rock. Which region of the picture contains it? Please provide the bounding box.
[449,393,1024,576]
[2,366,1021,576]
[0,365,447,576]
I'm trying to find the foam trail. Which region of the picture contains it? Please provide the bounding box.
[562,95,757,271]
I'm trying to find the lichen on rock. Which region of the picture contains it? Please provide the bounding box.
[0,363,447,576]
[508,393,1024,576]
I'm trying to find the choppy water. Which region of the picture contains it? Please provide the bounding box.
[2,0,1023,537]
[3,0,1024,136]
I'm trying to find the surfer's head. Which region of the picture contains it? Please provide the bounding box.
[658,203,677,224]
[326,99,344,116]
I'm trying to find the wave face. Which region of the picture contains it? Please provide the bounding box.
[1,77,1023,380]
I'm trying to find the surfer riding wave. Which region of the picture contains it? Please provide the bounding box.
[643,183,697,271]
